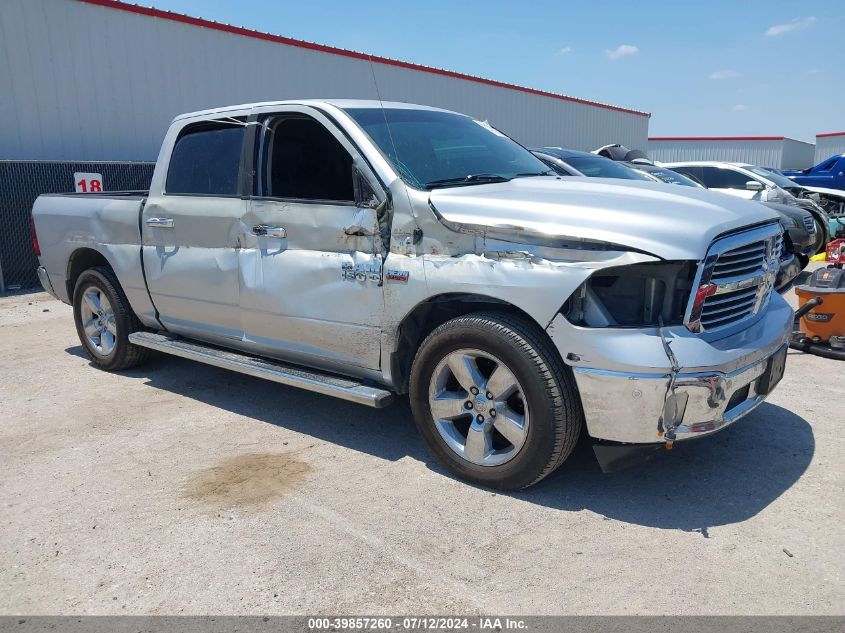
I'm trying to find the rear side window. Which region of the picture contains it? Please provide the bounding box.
[700,167,752,189]
[672,165,703,183]
[166,122,245,195]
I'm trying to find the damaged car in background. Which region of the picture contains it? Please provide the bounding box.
[534,145,813,290]
[32,100,792,489]
[664,160,831,253]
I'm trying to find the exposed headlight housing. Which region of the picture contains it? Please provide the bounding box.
[563,261,697,328]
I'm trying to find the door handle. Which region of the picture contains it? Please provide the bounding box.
[252,225,287,238]
[145,217,174,228]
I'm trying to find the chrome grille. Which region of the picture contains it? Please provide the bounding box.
[686,224,782,334]
[700,287,759,329]
[802,214,816,234]
[709,240,768,284]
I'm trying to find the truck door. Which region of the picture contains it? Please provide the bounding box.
[238,107,386,371]
[142,118,248,344]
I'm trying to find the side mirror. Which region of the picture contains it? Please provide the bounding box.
[352,165,378,208]
[745,180,764,191]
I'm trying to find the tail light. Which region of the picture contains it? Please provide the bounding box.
[31,217,40,257]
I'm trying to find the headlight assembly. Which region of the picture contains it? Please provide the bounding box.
[562,261,697,328]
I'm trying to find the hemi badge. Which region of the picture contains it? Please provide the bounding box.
[385,269,409,283]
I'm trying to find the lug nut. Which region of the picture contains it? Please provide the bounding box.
[476,414,484,423]
[486,392,493,400]
[464,401,473,410]
[470,386,479,395]
[489,409,497,417]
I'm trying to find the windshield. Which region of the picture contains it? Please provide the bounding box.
[343,108,551,189]
[562,155,652,180]
[639,167,702,187]
[746,165,798,189]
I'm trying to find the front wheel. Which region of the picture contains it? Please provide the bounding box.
[409,312,583,490]
[811,218,828,254]
[72,266,150,371]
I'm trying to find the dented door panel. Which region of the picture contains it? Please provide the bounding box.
[142,195,246,343]
[239,198,383,370]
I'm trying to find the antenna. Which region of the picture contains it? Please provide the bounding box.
[367,55,420,225]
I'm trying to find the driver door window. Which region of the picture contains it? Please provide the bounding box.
[262,116,354,202]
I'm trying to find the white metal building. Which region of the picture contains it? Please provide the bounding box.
[648,136,816,170]
[815,132,845,164]
[0,0,650,162]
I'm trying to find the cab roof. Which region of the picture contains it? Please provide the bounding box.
[173,100,455,121]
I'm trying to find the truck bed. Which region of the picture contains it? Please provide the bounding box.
[32,192,148,309]
[38,190,149,199]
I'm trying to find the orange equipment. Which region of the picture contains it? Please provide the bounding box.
[791,264,845,360]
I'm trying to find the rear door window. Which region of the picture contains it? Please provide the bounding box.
[671,165,703,183]
[166,122,245,195]
[700,167,752,189]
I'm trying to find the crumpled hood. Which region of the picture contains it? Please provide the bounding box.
[795,184,845,201]
[429,177,780,260]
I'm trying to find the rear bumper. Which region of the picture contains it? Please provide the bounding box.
[548,292,793,444]
[37,266,58,299]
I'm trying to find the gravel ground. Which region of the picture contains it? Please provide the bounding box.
[0,281,842,615]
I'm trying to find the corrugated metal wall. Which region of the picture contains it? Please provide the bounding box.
[815,134,845,164]
[649,139,783,168]
[780,139,816,170]
[0,0,649,162]
[648,138,814,170]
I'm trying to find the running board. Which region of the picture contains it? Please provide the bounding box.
[128,331,394,408]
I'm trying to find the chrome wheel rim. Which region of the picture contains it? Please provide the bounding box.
[428,348,530,467]
[80,286,116,355]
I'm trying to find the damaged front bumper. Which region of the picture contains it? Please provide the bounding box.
[549,292,793,445]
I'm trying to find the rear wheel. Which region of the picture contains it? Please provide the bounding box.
[72,266,150,371]
[409,312,583,490]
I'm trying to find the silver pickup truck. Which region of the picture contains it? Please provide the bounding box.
[32,100,792,489]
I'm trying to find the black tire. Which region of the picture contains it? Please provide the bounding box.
[72,266,150,371]
[409,311,583,490]
[811,218,828,255]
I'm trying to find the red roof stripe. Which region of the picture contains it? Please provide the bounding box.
[817,131,845,139]
[648,136,785,142]
[77,0,649,118]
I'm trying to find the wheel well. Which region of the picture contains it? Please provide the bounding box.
[390,293,549,394]
[66,248,111,298]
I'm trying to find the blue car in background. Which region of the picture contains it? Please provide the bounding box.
[772,158,845,238]
[783,154,845,192]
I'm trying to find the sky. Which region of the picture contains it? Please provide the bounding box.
[146,0,843,142]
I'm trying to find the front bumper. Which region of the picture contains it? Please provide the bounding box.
[548,292,793,444]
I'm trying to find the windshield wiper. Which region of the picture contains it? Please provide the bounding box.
[513,170,556,178]
[424,174,511,189]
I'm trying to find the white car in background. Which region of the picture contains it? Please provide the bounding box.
[664,161,830,251]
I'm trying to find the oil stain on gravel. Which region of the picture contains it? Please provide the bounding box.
[184,452,311,508]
